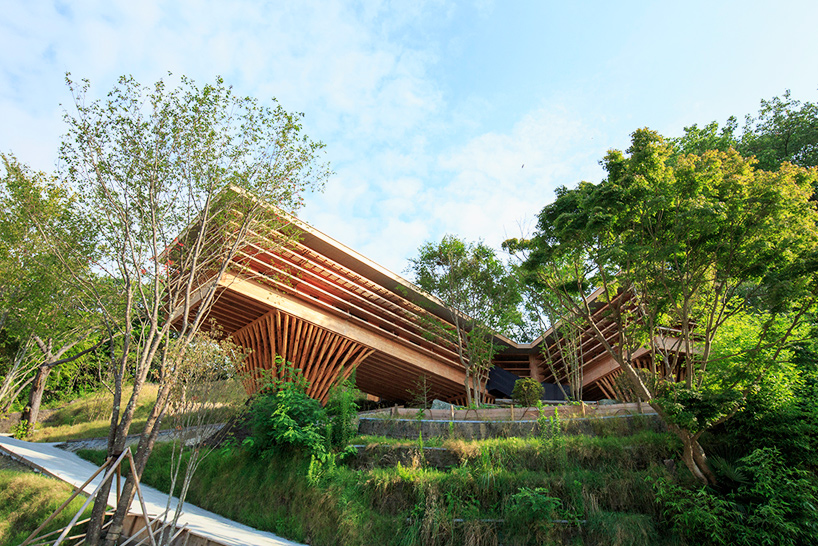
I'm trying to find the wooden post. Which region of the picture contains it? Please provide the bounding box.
[127,449,158,546]
[510,404,515,421]
[19,457,114,546]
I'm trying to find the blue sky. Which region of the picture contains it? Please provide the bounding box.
[2,0,817,273]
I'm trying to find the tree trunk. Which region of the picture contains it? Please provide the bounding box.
[21,365,52,432]
[463,369,472,407]
[673,426,716,485]
[692,438,718,485]
[102,383,172,546]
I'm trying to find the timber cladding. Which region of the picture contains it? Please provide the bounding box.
[232,308,374,403]
[184,200,688,404]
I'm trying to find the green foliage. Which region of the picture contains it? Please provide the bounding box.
[407,374,433,410]
[674,90,818,173]
[325,377,360,450]
[509,125,818,483]
[655,384,743,435]
[504,487,579,545]
[710,324,818,470]
[536,400,548,438]
[654,447,818,546]
[653,477,738,545]
[512,377,543,407]
[409,235,523,405]
[247,359,360,485]
[10,419,32,439]
[0,154,99,415]
[247,366,327,458]
[76,424,687,546]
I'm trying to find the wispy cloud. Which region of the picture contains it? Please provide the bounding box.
[4,0,816,275]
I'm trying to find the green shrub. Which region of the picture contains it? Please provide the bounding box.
[325,378,359,450]
[504,486,580,545]
[247,361,328,458]
[512,378,543,407]
[653,447,818,545]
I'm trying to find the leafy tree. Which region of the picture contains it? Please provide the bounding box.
[509,258,588,401]
[672,117,740,157]
[409,235,522,406]
[507,129,818,484]
[0,154,103,427]
[740,90,818,172]
[674,90,818,176]
[51,74,329,545]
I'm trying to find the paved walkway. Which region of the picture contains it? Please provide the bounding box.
[0,435,304,546]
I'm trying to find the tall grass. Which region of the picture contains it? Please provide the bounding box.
[29,384,160,442]
[30,381,245,443]
[78,429,684,546]
[0,469,93,546]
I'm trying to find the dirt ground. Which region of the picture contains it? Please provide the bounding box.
[0,409,59,434]
[0,452,34,472]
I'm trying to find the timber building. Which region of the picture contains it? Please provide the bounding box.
[194,203,651,404]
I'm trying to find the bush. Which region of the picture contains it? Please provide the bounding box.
[247,381,326,457]
[504,486,580,545]
[246,359,360,476]
[325,378,359,450]
[653,447,818,545]
[512,378,543,407]
[247,361,327,458]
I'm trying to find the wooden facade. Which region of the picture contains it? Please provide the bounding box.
[181,199,686,404]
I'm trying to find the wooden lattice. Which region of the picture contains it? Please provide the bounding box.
[233,308,374,403]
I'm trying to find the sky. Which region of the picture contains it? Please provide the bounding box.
[2,0,818,275]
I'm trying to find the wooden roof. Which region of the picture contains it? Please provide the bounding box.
[179,191,685,402]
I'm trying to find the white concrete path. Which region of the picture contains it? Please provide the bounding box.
[0,435,305,546]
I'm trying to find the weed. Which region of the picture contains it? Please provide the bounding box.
[11,419,33,439]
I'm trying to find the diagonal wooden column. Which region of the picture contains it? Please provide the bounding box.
[232,308,374,404]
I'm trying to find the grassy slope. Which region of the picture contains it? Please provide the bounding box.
[27,380,245,442]
[0,469,93,546]
[27,384,160,442]
[79,428,686,546]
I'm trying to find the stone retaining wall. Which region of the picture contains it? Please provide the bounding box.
[358,413,664,441]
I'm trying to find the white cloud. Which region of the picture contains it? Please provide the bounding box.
[429,105,607,252]
[0,0,620,278]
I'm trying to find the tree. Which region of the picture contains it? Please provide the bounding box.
[740,90,818,172]
[0,154,102,427]
[673,90,818,174]
[159,329,246,545]
[507,129,818,484]
[52,74,329,545]
[409,236,522,406]
[510,259,587,401]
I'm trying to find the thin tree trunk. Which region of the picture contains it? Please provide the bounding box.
[102,383,172,546]
[21,365,52,431]
[463,368,472,408]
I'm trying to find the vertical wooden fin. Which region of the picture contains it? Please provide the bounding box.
[233,308,373,403]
